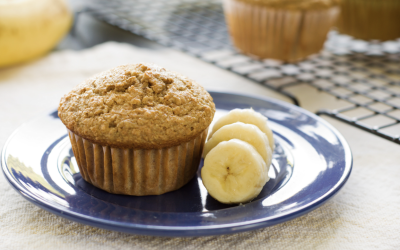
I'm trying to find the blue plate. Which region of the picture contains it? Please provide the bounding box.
[1,92,352,237]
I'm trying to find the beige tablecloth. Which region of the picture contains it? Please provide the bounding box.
[0,42,399,250]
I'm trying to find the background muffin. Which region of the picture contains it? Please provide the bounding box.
[223,0,340,62]
[58,63,215,196]
[336,0,400,41]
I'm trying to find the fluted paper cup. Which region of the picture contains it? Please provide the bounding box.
[68,129,208,196]
[223,0,339,62]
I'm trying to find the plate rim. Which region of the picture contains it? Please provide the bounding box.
[1,91,353,237]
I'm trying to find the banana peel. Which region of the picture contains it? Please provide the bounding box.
[0,0,73,67]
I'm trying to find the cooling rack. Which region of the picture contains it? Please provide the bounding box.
[83,0,400,144]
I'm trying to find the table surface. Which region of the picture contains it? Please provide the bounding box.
[0,3,399,250]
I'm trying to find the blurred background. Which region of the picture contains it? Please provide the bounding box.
[1,0,400,143]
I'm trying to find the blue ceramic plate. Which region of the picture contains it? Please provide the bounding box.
[1,92,352,237]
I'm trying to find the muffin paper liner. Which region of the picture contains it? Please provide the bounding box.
[223,0,339,62]
[336,0,400,41]
[68,129,208,196]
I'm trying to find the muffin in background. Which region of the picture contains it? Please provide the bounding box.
[58,63,215,196]
[223,0,340,62]
[336,0,400,41]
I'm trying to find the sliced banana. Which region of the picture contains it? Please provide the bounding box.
[201,139,268,204]
[203,122,272,167]
[209,108,275,151]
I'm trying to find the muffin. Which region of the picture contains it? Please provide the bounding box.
[58,63,215,196]
[223,0,340,62]
[336,0,400,41]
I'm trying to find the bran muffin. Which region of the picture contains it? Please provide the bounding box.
[336,0,400,41]
[223,0,340,62]
[58,63,215,196]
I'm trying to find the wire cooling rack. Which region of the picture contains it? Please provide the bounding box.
[84,0,400,144]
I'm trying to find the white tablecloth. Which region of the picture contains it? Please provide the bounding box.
[0,42,399,249]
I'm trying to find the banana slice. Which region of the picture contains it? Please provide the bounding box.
[203,122,272,167]
[201,139,268,204]
[209,108,275,151]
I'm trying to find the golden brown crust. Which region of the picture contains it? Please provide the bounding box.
[58,63,215,149]
[235,0,340,10]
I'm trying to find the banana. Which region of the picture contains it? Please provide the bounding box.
[209,108,275,151]
[201,139,268,204]
[203,122,272,167]
[0,0,72,67]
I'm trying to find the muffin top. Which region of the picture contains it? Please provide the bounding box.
[236,0,340,9]
[58,63,215,149]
